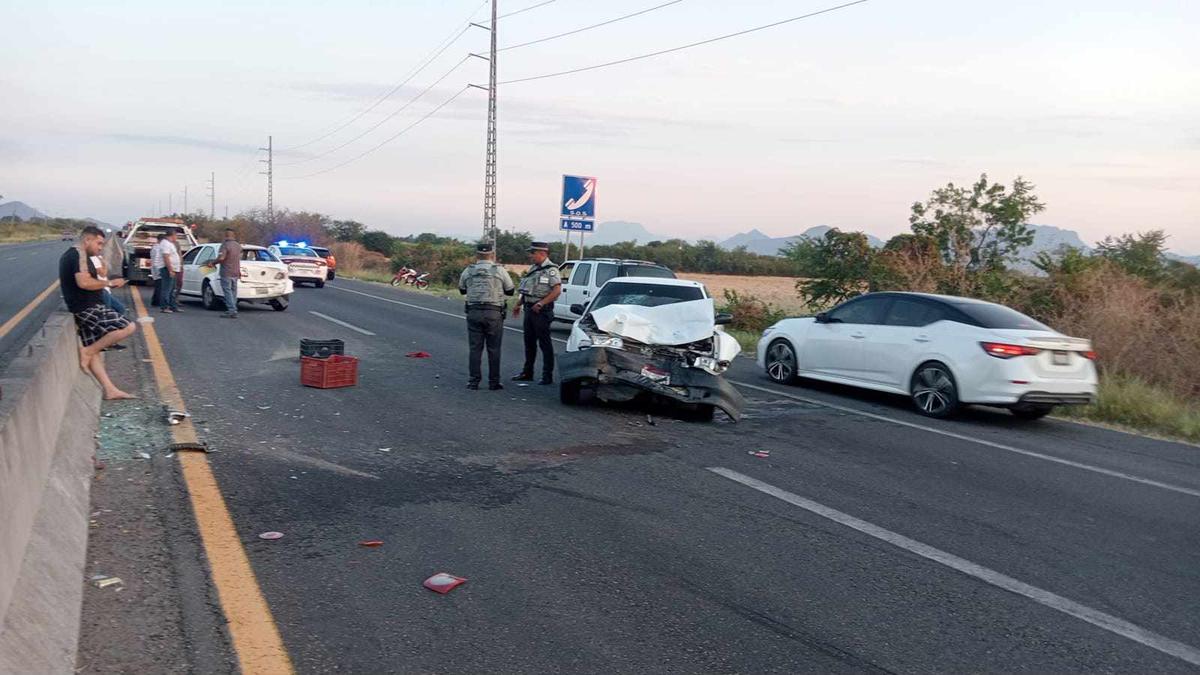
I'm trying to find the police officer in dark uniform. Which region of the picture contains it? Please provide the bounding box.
[458,242,515,390]
[512,241,562,385]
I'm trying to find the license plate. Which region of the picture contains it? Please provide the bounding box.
[255,287,268,295]
[1052,350,1070,365]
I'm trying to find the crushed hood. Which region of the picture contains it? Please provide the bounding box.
[590,298,717,346]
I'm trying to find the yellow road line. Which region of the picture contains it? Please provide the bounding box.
[0,280,59,339]
[130,289,295,675]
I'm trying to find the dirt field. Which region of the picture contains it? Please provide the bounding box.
[677,273,808,314]
[505,264,807,314]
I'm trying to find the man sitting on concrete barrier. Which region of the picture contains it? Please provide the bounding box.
[60,225,137,400]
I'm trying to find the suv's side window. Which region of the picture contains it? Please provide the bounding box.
[570,263,592,287]
[594,263,618,287]
[884,298,943,327]
[829,296,889,324]
[182,247,201,265]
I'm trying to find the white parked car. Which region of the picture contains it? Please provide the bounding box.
[560,277,744,421]
[553,258,675,323]
[756,292,1098,419]
[268,242,328,287]
[180,243,293,311]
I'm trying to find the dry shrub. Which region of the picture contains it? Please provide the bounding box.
[331,241,391,275]
[720,289,787,332]
[1045,265,1200,399]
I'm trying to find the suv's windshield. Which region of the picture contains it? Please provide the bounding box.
[620,264,675,279]
[589,283,704,312]
[953,302,1050,331]
[279,247,318,258]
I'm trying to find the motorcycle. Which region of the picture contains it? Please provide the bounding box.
[391,267,430,289]
[391,267,417,287]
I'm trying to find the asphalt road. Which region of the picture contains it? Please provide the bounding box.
[134,278,1200,673]
[0,240,73,369]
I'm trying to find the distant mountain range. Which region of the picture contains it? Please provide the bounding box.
[719,226,885,256]
[0,201,49,220]
[0,201,111,227]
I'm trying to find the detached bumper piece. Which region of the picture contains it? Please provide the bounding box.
[1017,392,1095,406]
[559,347,745,421]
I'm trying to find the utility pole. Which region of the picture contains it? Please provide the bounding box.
[259,136,274,227]
[468,0,499,247]
[206,172,216,223]
[183,185,188,215]
[169,193,173,214]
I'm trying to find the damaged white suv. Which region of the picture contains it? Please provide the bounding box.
[560,277,745,421]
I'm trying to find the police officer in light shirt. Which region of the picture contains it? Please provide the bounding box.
[511,242,562,385]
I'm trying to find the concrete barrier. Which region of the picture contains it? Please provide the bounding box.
[0,313,100,673]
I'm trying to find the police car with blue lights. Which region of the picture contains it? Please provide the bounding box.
[267,241,329,288]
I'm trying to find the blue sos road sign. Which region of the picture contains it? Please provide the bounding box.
[560,175,596,232]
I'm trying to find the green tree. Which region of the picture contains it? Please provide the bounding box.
[909,174,1044,280]
[329,220,366,242]
[793,229,876,308]
[360,230,396,256]
[1095,230,1169,281]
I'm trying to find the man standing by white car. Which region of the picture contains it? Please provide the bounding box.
[155,231,183,313]
[214,228,242,319]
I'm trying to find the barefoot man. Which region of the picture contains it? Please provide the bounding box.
[60,225,137,400]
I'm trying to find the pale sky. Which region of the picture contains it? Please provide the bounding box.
[3,0,1198,251]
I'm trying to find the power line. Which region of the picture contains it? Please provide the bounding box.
[281,86,474,180]
[501,0,871,85]
[499,0,685,53]
[277,55,473,166]
[496,0,556,20]
[278,0,488,153]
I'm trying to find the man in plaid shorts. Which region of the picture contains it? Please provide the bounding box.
[60,226,137,400]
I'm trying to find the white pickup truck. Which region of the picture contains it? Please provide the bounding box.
[118,218,198,284]
[552,258,675,322]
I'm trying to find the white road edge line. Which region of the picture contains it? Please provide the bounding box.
[330,282,1198,499]
[709,467,1200,668]
[730,380,1200,500]
[308,310,376,336]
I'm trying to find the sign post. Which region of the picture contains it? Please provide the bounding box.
[559,175,596,261]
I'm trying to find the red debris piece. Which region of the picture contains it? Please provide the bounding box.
[359,540,384,547]
[423,572,467,594]
[748,451,770,458]
[405,351,432,358]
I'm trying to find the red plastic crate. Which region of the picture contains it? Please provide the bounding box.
[300,355,359,389]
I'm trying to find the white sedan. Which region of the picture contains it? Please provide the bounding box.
[180,243,293,311]
[757,292,1098,419]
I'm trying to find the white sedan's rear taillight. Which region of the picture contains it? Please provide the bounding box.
[980,342,1041,359]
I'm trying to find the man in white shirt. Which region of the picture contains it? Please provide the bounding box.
[150,232,166,307]
[156,232,183,313]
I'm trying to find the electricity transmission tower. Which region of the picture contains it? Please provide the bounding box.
[206,172,216,222]
[260,136,274,226]
[469,0,499,247]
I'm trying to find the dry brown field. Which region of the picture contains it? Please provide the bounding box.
[505,264,808,314]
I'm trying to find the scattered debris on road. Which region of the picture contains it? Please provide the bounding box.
[359,540,384,548]
[91,576,123,589]
[646,414,656,426]
[258,531,285,541]
[748,450,771,458]
[405,351,432,358]
[423,573,467,594]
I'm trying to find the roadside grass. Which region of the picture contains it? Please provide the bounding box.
[724,329,762,355]
[0,222,63,243]
[338,270,460,300]
[1058,376,1200,443]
